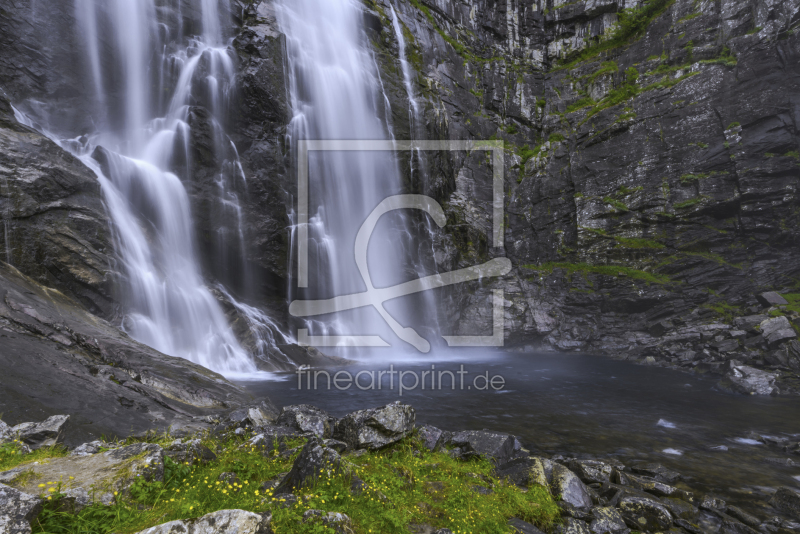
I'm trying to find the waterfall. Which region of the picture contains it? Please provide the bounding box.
[34,0,266,376]
[277,0,427,352]
[390,4,420,123]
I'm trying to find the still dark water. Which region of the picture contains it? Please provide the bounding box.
[238,351,800,515]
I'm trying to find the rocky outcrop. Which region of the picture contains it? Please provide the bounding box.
[4,415,70,450]
[1,443,164,506]
[0,97,118,318]
[0,261,251,445]
[272,437,349,494]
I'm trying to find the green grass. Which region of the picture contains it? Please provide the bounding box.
[674,196,706,209]
[680,173,708,183]
[701,46,737,67]
[727,121,741,129]
[0,441,68,472]
[786,151,800,160]
[603,196,629,212]
[566,97,595,113]
[617,185,643,195]
[557,0,675,69]
[30,433,560,534]
[678,11,701,23]
[746,26,762,35]
[702,301,742,322]
[548,133,565,143]
[615,237,665,249]
[523,262,671,284]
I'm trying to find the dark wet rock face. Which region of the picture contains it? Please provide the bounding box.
[366,0,800,376]
[0,262,250,445]
[0,98,118,319]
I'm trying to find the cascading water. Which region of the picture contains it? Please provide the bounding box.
[70,0,258,375]
[277,0,427,351]
[9,0,281,376]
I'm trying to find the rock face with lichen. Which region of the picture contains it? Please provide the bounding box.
[360,0,800,385]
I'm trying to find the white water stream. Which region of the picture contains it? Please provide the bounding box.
[277,0,422,350]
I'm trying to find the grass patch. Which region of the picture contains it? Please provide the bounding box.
[615,237,665,249]
[603,196,629,212]
[30,433,560,534]
[746,26,762,35]
[523,262,671,284]
[702,301,742,322]
[786,151,800,160]
[701,46,737,67]
[548,133,565,143]
[674,196,707,209]
[678,11,701,23]
[727,121,741,129]
[566,97,595,113]
[0,441,68,472]
[557,0,675,69]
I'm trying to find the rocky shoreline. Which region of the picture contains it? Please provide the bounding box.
[2,401,799,534]
[595,290,800,397]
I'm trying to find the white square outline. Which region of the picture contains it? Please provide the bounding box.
[295,139,506,348]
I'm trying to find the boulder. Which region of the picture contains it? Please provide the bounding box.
[508,517,545,533]
[417,425,443,451]
[164,439,216,465]
[0,420,11,442]
[333,402,415,450]
[69,441,109,457]
[494,457,542,487]
[618,495,673,531]
[551,463,593,509]
[440,430,522,464]
[225,401,280,430]
[720,365,779,395]
[621,472,692,500]
[734,316,769,333]
[136,509,273,534]
[0,443,164,505]
[248,425,303,453]
[302,510,354,534]
[759,317,797,347]
[588,507,627,534]
[530,457,555,487]
[322,439,348,453]
[661,497,699,520]
[0,483,43,534]
[11,416,69,450]
[272,438,348,494]
[566,459,615,484]
[699,495,726,511]
[277,405,336,438]
[555,517,592,534]
[770,487,800,520]
[757,292,788,307]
